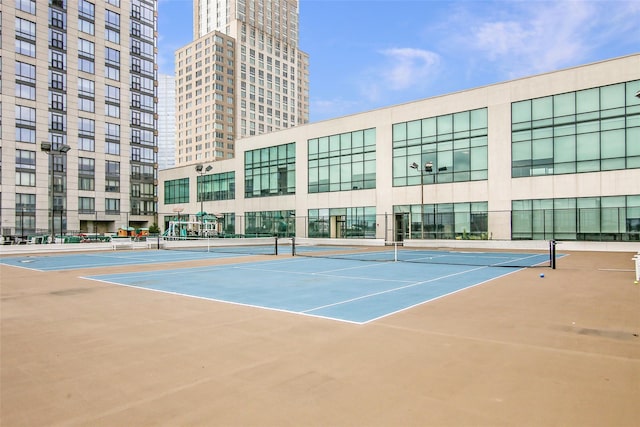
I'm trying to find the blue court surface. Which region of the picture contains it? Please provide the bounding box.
[0,250,260,271]
[83,257,525,324]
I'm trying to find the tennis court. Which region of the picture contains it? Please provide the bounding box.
[84,257,524,323]
[0,238,280,271]
[2,247,638,426]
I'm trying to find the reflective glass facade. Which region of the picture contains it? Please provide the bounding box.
[512,80,640,177]
[392,108,488,186]
[244,142,295,197]
[308,128,376,193]
[245,210,295,237]
[197,171,235,202]
[164,178,189,204]
[308,207,376,238]
[394,202,489,240]
[512,195,640,241]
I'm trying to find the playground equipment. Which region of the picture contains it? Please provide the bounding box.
[163,214,220,238]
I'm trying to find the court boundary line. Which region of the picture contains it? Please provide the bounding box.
[81,258,523,324]
[81,276,366,325]
[361,268,524,324]
[302,265,489,314]
[0,250,267,272]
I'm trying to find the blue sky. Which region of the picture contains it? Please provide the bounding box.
[158,0,640,122]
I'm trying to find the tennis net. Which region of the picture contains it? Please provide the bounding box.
[291,239,553,268]
[162,236,279,255]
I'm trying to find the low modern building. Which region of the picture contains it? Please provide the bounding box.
[158,54,640,246]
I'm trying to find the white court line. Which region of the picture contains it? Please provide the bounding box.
[82,257,525,325]
[361,268,524,324]
[302,266,488,314]
[18,251,239,271]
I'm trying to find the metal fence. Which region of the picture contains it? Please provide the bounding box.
[2,207,638,245]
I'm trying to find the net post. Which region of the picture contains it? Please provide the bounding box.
[394,241,398,262]
[291,237,296,256]
[549,239,557,269]
[275,236,278,255]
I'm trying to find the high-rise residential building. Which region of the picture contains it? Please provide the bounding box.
[1,0,159,241]
[174,0,309,166]
[157,74,176,170]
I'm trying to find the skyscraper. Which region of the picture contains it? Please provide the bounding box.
[174,0,309,166]
[1,0,159,241]
[157,74,176,170]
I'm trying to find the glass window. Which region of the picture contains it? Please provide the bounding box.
[576,88,599,114]
[245,142,295,198]
[79,97,95,113]
[105,47,120,66]
[50,71,65,90]
[105,198,120,213]
[532,96,553,120]
[50,9,66,30]
[79,118,94,136]
[79,177,95,191]
[78,78,95,96]
[50,92,65,111]
[16,17,36,40]
[78,38,94,58]
[16,105,36,126]
[50,51,66,70]
[16,39,36,57]
[106,141,120,155]
[79,197,95,213]
[106,28,120,44]
[600,83,625,111]
[513,196,640,241]
[106,122,120,139]
[308,129,376,193]
[78,18,94,35]
[105,10,120,28]
[553,92,575,118]
[50,29,66,49]
[15,149,36,169]
[78,0,95,19]
[16,128,36,143]
[105,160,120,176]
[16,0,36,14]
[105,85,120,102]
[511,80,639,177]
[393,108,487,186]
[105,65,120,81]
[245,210,296,238]
[16,61,36,83]
[16,171,36,187]
[78,157,95,174]
[164,178,190,204]
[16,83,36,100]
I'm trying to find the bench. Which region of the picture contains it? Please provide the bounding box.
[111,238,134,250]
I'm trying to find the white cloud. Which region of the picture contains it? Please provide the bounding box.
[356,48,441,103]
[457,0,640,79]
[470,1,596,77]
[380,48,441,90]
